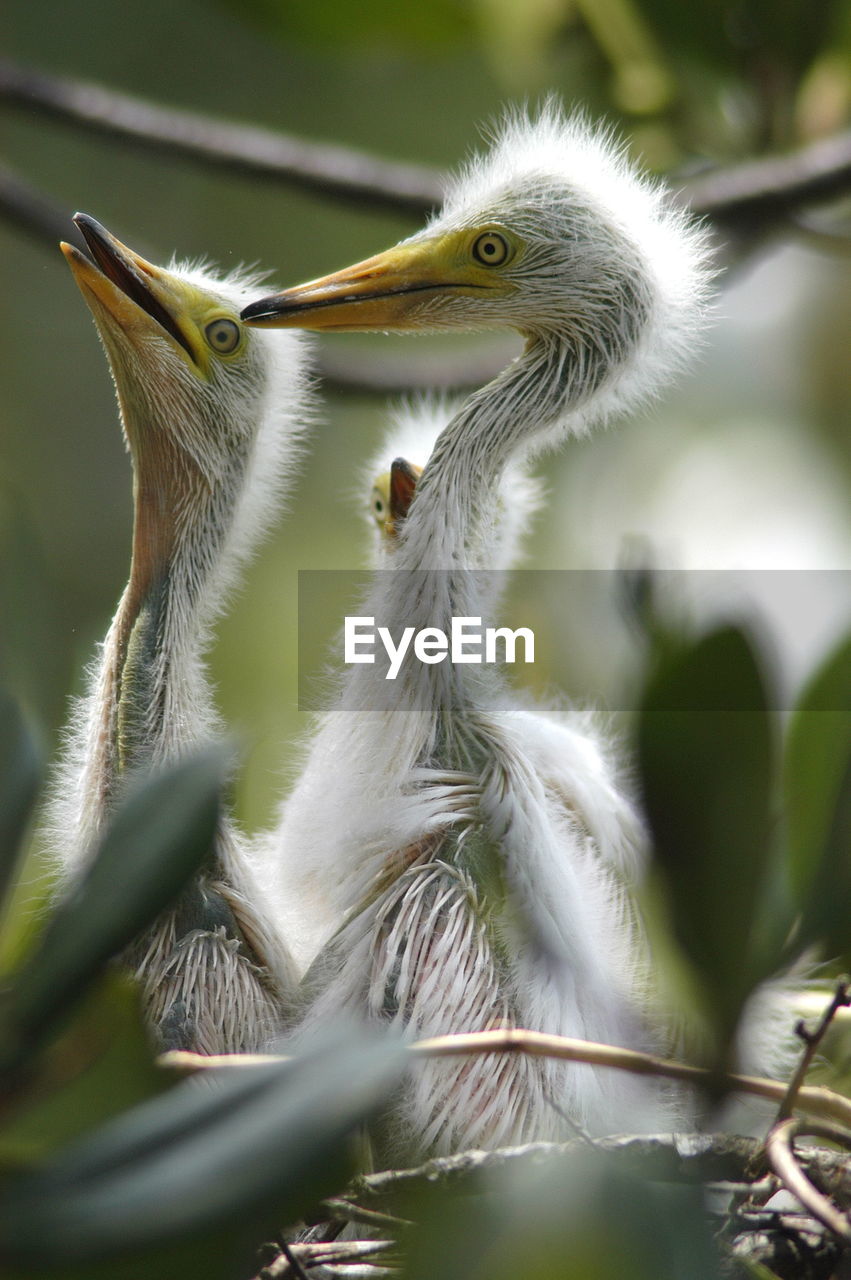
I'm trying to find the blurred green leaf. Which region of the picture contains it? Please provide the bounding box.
[0,1028,406,1268]
[402,1147,719,1280]
[0,974,162,1168]
[637,625,777,1046]
[781,630,851,962]
[0,694,41,924]
[784,631,851,923]
[0,749,225,1071]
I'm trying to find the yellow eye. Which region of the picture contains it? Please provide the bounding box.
[472,231,510,267]
[204,318,241,354]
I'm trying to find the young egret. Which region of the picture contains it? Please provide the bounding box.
[368,422,643,882]
[247,106,711,1155]
[370,457,421,541]
[52,215,309,1053]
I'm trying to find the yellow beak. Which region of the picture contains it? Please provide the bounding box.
[61,214,197,363]
[240,235,504,332]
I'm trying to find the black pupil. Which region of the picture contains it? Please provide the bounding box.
[477,234,504,263]
[209,321,236,348]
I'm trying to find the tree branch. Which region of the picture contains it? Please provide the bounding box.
[9,58,851,392]
[775,981,851,1125]
[258,1237,397,1279]
[0,57,440,216]
[679,129,851,228]
[3,58,851,232]
[766,1120,851,1243]
[337,1133,765,1209]
[160,1026,851,1132]
[0,161,87,252]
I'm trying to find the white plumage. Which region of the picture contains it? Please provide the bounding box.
[246,104,712,1158]
[49,216,311,1053]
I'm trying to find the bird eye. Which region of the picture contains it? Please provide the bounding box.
[472,231,510,267]
[204,318,241,354]
[371,490,386,523]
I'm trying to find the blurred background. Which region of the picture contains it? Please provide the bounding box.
[2,0,850,835]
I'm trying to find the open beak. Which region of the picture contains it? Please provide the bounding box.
[240,236,496,332]
[61,214,196,363]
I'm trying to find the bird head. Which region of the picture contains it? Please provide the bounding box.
[62,215,307,590]
[371,457,422,540]
[241,104,711,415]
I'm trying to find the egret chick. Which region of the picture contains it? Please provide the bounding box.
[368,424,643,882]
[51,215,310,1053]
[370,458,421,541]
[246,105,712,1156]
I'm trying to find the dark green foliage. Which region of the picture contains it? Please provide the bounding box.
[0,696,406,1277]
[0,1031,405,1272]
[637,624,780,1050]
[784,632,851,963]
[0,750,227,1074]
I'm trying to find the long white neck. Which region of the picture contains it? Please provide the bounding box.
[344,330,609,767]
[56,452,243,871]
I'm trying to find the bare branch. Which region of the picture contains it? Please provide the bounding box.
[160,1027,851,1132]
[6,59,851,393]
[345,1133,765,1206]
[766,1119,851,1242]
[3,58,851,233]
[775,981,851,1125]
[0,57,440,216]
[257,1238,397,1278]
[678,129,851,228]
[0,162,86,252]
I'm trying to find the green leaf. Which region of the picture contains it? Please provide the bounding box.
[784,632,851,910]
[0,749,224,1070]
[0,694,41,922]
[0,1029,406,1267]
[0,974,163,1167]
[636,625,776,1045]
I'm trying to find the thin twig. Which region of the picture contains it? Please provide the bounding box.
[312,1197,412,1232]
[0,57,440,215]
[160,1027,851,1132]
[775,981,851,1124]
[259,1238,398,1278]
[766,1119,851,1242]
[278,1239,310,1280]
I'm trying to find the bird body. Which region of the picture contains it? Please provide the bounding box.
[246,105,712,1156]
[50,216,310,1052]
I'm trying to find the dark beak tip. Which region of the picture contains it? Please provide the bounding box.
[240,297,280,322]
